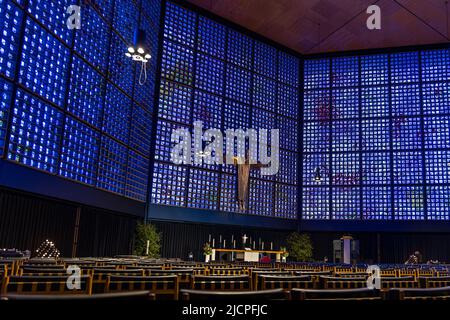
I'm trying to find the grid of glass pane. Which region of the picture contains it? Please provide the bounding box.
[154,120,189,162]
[151,162,187,206]
[421,49,450,82]
[332,88,359,120]
[196,53,224,94]
[390,52,419,84]
[0,0,23,79]
[303,153,330,186]
[198,16,226,59]
[68,56,104,128]
[424,116,450,149]
[254,41,277,79]
[332,153,360,186]
[27,0,73,45]
[187,168,219,210]
[392,117,421,150]
[422,82,450,115]
[332,120,359,152]
[158,80,192,123]
[96,136,127,194]
[126,150,149,202]
[275,184,297,219]
[361,86,389,118]
[361,54,388,85]
[19,18,70,107]
[303,187,330,220]
[253,75,276,111]
[362,187,391,220]
[193,91,222,129]
[303,122,329,153]
[249,179,274,216]
[332,187,360,220]
[331,57,358,87]
[394,186,425,220]
[278,84,299,118]
[362,153,390,185]
[303,90,330,122]
[391,84,420,116]
[425,151,450,184]
[219,173,239,213]
[278,52,299,87]
[154,2,300,218]
[60,117,100,185]
[113,0,139,40]
[0,79,13,157]
[161,39,194,86]
[108,33,134,95]
[225,65,251,104]
[164,1,196,47]
[227,30,253,69]
[1,0,159,203]
[304,59,329,89]
[129,105,152,157]
[103,84,131,144]
[427,186,450,220]
[8,90,63,173]
[362,119,390,151]
[393,152,423,184]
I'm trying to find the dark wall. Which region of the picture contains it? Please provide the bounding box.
[0,189,141,257]
[152,220,294,261]
[151,220,450,264]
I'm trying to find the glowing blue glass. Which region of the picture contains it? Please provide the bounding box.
[103,84,131,144]
[0,78,13,157]
[8,89,63,173]
[187,168,219,210]
[97,135,127,195]
[0,0,23,79]
[59,117,100,185]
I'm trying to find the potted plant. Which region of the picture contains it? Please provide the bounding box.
[203,242,213,262]
[286,232,313,262]
[133,222,161,258]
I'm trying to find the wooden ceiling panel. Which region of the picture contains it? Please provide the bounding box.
[187,0,450,54]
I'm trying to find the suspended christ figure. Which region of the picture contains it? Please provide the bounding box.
[231,151,269,211]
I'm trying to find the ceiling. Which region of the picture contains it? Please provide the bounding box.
[187,0,450,54]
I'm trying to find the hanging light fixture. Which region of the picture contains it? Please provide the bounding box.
[314,167,322,182]
[125,28,152,85]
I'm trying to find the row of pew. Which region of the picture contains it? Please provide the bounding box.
[1,258,450,300]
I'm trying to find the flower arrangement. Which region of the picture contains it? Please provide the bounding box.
[203,242,213,256]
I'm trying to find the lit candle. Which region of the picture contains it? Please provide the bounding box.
[146,240,149,256]
[270,242,273,250]
[219,235,222,244]
[212,238,215,247]
[262,241,264,250]
[208,234,211,243]
[223,240,226,248]
[253,241,255,249]
[233,240,236,248]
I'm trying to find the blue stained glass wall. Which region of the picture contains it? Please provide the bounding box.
[0,0,162,202]
[151,2,299,219]
[303,48,450,220]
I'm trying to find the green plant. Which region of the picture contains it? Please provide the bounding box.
[203,242,213,256]
[286,232,313,261]
[134,223,161,258]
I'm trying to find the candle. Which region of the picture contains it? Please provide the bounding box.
[270,242,273,250]
[233,240,236,248]
[253,241,255,249]
[231,235,234,244]
[146,240,150,256]
[212,238,215,247]
[223,240,226,248]
[262,241,264,250]
[208,234,211,243]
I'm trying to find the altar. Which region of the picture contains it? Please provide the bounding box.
[209,248,287,262]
